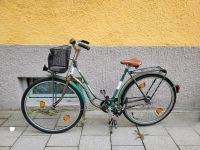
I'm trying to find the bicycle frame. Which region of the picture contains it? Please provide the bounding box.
[51,43,168,110]
[66,61,130,108]
[21,39,179,134]
[64,59,167,109]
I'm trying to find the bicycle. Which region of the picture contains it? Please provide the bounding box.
[21,38,180,134]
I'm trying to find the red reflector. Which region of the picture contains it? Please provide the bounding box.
[176,85,180,93]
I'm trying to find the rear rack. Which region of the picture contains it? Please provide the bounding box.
[129,66,167,74]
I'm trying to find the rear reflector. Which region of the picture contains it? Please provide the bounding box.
[176,85,180,93]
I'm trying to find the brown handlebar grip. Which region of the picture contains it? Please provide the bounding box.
[69,38,76,45]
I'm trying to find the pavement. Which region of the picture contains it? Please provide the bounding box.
[0,110,200,150]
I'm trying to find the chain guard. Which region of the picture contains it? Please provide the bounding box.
[100,100,109,113]
[100,100,123,116]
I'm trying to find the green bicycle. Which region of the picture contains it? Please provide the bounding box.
[21,38,180,134]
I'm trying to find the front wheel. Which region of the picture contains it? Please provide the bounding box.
[21,78,84,133]
[122,73,176,126]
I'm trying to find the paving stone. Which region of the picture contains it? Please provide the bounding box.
[86,111,134,127]
[82,118,109,135]
[0,111,13,119]
[191,122,200,135]
[179,146,200,150]
[143,136,179,150]
[0,147,10,150]
[116,116,135,127]
[0,127,25,146]
[138,124,168,136]
[166,127,200,145]
[85,110,109,118]
[2,111,28,127]
[112,146,145,150]
[47,127,81,146]
[45,147,78,150]
[0,119,6,125]
[11,136,49,150]
[23,126,50,136]
[111,127,143,146]
[23,119,57,136]
[161,112,199,127]
[79,136,111,150]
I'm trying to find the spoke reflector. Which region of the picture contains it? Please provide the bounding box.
[63,115,70,121]
[40,101,45,108]
[155,107,164,115]
[139,82,145,89]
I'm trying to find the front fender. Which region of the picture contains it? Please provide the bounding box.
[69,81,86,104]
[54,75,86,104]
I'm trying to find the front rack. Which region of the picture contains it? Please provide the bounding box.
[129,66,167,74]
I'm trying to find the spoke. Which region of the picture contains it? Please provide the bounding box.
[123,74,175,126]
[127,98,145,103]
[127,96,144,99]
[125,103,146,109]
[146,78,157,95]
[150,78,164,99]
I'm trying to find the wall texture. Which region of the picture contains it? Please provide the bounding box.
[0,1,200,110]
[0,45,200,110]
[0,0,200,46]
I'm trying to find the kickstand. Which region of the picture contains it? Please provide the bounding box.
[108,117,118,134]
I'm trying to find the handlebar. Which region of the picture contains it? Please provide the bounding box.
[78,43,90,50]
[69,38,90,61]
[69,38,90,50]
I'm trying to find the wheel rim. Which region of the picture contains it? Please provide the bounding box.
[24,80,82,132]
[124,75,175,125]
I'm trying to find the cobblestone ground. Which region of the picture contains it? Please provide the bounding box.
[0,110,199,150]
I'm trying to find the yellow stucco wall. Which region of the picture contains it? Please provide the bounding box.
[0,0,200,46]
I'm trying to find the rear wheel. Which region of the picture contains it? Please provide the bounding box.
[122,73,176,126]
[21,78,84,133]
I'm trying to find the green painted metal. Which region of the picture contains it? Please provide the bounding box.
[54,75,66,81]
[54,75,86,104]
[69,81,86,104]
[120,68,128,81]
[77,68,103,100]
[111,68,128,99]
[111,89,119,99]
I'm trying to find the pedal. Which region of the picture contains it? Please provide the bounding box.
[100,89,106,97]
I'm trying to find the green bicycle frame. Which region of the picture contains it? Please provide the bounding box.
[65,62,132,108]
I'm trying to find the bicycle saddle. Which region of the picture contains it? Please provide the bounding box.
[120,58,142,68]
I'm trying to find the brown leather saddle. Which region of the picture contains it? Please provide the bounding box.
[120,58,142,68]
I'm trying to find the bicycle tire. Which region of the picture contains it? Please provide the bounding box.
[21,77,84,133]
[121,73,176,126]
